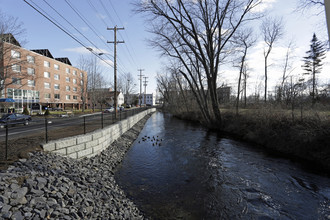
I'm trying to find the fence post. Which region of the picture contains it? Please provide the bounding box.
[45,117,48,143]
[101,112,104,129]
[5,123,8,160]
[84,116,86,134]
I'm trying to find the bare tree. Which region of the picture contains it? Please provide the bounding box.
[135,0,262,127]
[119,72,137,105]
[0,10,27,97]
[296,0,324,14]
[261,16,284,103]
[232,28,256,114]
[277,40,296,102]
[77,55,107,111]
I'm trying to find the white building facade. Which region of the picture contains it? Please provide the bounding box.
[140,93,155,106]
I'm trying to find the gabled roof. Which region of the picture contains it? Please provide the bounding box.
[31,49,54,59]
[0,33,21,47]
[55,57,72,66]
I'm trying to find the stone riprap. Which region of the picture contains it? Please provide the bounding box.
[0,113,154,219]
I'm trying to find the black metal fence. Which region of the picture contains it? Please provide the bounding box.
[1,107,150,161]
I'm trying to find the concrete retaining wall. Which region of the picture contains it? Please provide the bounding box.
[41,108,156,159]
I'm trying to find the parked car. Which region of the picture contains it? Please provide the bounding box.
[0,113,32,128]
[49,107,63,111]
[117,106,124,111]
[103,107,114,113]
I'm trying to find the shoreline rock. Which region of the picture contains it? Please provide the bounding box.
[0,113,153,219]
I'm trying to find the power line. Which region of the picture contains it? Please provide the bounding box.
[23,0,114,70]
[64,0,115,60]
[42,0,107,57]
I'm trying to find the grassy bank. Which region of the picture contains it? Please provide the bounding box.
[171,107,330,172]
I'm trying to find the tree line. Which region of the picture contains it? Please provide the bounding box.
[135,0,329,127]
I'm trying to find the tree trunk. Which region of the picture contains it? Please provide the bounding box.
[264,57,268,103]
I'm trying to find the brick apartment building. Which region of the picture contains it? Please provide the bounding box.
[0,34,88,113]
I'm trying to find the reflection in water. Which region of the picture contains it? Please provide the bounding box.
[115,112,330,219]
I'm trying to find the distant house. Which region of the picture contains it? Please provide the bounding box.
[87,88,124,109]
[140,93,155,106]
[217,86,231,103]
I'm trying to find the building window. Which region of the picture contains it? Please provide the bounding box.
[66,77,70,82]
[27,68,35,75]
[73,79,77,84]
[12,78,21,85]
[66,95,70,100]
[66,68,70,74]
[54,74,60,80]
[73,70,77,76]
[7,88,13,98]
[12,64,21,72]
[28,80,35,87]
[11,50,21,59]
[44,82,50,89]
[54,94,60,99]
[66,86,70,91]
[27,55,35,63]
[80,72,84,77]
[44,72,50,78]
[44,61,50,67]
[73,95,78,100]
[73,87,77,92]
[44,93,51,99]
[80,80,83,85]
[54,64,60,70]
[54,84,60,90]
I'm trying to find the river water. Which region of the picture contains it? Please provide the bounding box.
[114,112,330,219]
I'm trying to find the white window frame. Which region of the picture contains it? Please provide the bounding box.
[54,84,60,90]
[73,78,77,84]
[27,55,35,63]
[66,68,70,74]
[44,93,51,99]
[44,82,50,89]
[54,74,60,80]
[27,68,35,75]
[12,78,21,85]
[54,64,60,70]
[66,86,70,91]
[66,95,70,100]
[66,77,70,82]
[54,94,60,99]
[28,80,35,87]
[11,50,21,59]
[44,72,50,78]
[12,64,21,72]
[44,61,50,67]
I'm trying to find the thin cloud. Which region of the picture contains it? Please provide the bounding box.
[251,0,277,13]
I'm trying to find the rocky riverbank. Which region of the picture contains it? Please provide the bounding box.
[0,113,153,219]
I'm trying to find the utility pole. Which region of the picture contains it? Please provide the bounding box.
[107,25,124,118]
[143,76,148,106]
[138,69,144,107]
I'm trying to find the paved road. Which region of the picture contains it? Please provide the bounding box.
[0,110,132,141]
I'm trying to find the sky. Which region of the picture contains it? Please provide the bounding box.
[0,0,329,97]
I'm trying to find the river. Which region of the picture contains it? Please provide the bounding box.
[114,112,330,219]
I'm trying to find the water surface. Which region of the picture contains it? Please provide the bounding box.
[115,112,330,219]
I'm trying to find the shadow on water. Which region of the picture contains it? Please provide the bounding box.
[114,112,330,219]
